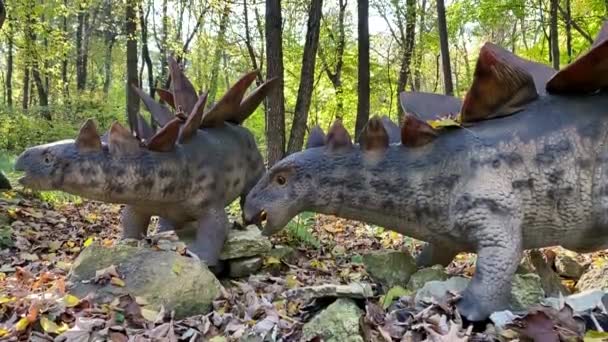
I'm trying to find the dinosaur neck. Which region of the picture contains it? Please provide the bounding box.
[61,149,189,205]
[304,146,454,240]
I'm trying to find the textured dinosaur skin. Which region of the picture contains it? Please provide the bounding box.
[14,59,272,271]
[244,25,608,321]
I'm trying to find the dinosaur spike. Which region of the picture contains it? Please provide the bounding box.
[168,56,198,115]
[380,116,401,144]
[401,114,437,147]
[155,88,175,109]
[360,116,389,151]
[482,43,555,95]
[306,125,326,149]
[399,92,462,121]
[179,92,208,143]
[75,119,102,152]
[201,70,259,127]
[228,77,279,124]
[461,42,538,123]
[136,113,155,140]
[546,22,608,94]
[108,121,140,155]
[146,118,181,152]
[325,120,353,151]
[131,85,173,127]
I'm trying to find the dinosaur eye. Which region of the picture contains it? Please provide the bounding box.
[44,156,52,164]
[276,175,286,185]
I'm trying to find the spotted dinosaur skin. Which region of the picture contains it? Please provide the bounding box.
[14,57,275,270]
[244,23,608,320]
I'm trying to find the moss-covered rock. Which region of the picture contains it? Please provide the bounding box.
[362,250,417,288]
[220,225,272,260]
[407,265,449,291]
[301,298,363,342]
[67,242,221,319]
[510,273,545,311]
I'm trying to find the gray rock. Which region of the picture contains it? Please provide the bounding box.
[576,265,608,292]
[67,242,221,319]
[301,298,364,342]
[229,256,263,278]
[220,225,272,260]
[510,273,545,311]
[528,249,569,297]
[406,265,449,291]
[362,250,417,288]
[268,245,297,263]
[543,290,606,312]
[555,254,585,279]
[415,277,469,305]
[0,172,11,190]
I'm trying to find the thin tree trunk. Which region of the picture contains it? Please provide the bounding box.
[140,2,153,97]
[437,0,453,95]
[208,3,231,106]
[265,0,286,166]
[396,0,416,120]
[6,25,13,107]
[319,0,346,118]
[159,0,168,88]
[287,0,323,154]
[22,67,30,110]
[32,65,49,117]
[243,0,262,84]
[413,0,427,91]
[103,0,114,95]
[0,0,5,29]
[355,0,370,140]
[76,4,90,91]
[126,0,139,133]
[565,0,572,62]
[62,0,69,101]
[550,0,560,69]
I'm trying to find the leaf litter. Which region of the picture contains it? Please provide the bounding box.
[0,190,607,341]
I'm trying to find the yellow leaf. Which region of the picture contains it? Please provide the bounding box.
[172,262,182,275]
[264,256,281,266]
[0,327,9,337]
[0,296,15,304]
[427,115,461,129]
[66,241,75,248]
[141,308,159,322]
[111,277,125,287]
[286,275,299,289]
[15,317,29,331]
[63,294,80,307]
[40,316,59,334]
[135,296,149,306]
[56,322,69,334]
[83,237,94,247]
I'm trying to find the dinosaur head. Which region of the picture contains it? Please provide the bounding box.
[15,119,106,192]
[244,117,402,236]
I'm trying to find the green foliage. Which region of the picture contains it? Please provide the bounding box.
[285,212,320,249]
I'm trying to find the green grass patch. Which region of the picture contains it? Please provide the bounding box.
[286,212,320,249]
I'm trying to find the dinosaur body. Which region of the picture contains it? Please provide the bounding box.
[244,23,608,320]
[15,58,275,269]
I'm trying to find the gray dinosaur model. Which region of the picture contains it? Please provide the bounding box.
[244,24,608,320]
[15,57,275,270]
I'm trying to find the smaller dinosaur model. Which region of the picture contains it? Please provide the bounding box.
[15,57,276,270]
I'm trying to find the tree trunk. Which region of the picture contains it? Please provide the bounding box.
[243,0,263,84]
[265,0,286,166]
[0,0,5,29]
[22,67,30,110]
[565,0,572,62]
[287,0,323,154]
[437,0,453,95]
[126,0,139,133]
[103,0,114,95]
[32,65,50,118]
[396,0,416,120]
[208,3,231,106]
[318,0,346,118]
[355,0,370,140]
[140,2,153,98]
[62,0,69,101]
[413,0,427,91]
[158,0,169,89]
[6,25,13,107]
[550,0,560,70]
[76,4,90,91]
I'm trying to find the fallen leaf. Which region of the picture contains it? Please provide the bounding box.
[15,317,29,331]
[111,277,125,287]
[83,236,94,247]
[63,294,80,307]
[381,286,411,309]
[141,307,160,322]
[585,330,608,341]
[40,315,59,334]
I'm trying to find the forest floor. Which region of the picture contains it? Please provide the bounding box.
[1,187,608,341]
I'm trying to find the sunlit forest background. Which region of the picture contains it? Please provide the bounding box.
[0,0,606,167]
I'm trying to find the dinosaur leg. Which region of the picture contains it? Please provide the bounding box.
[455,199,522,321]
[231,195,248,230]
[416,242,461,267]
[188,206,229,273]
[121,205,151,239]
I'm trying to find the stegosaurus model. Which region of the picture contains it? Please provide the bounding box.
[15,57,276,270]
[244,23,608,320]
